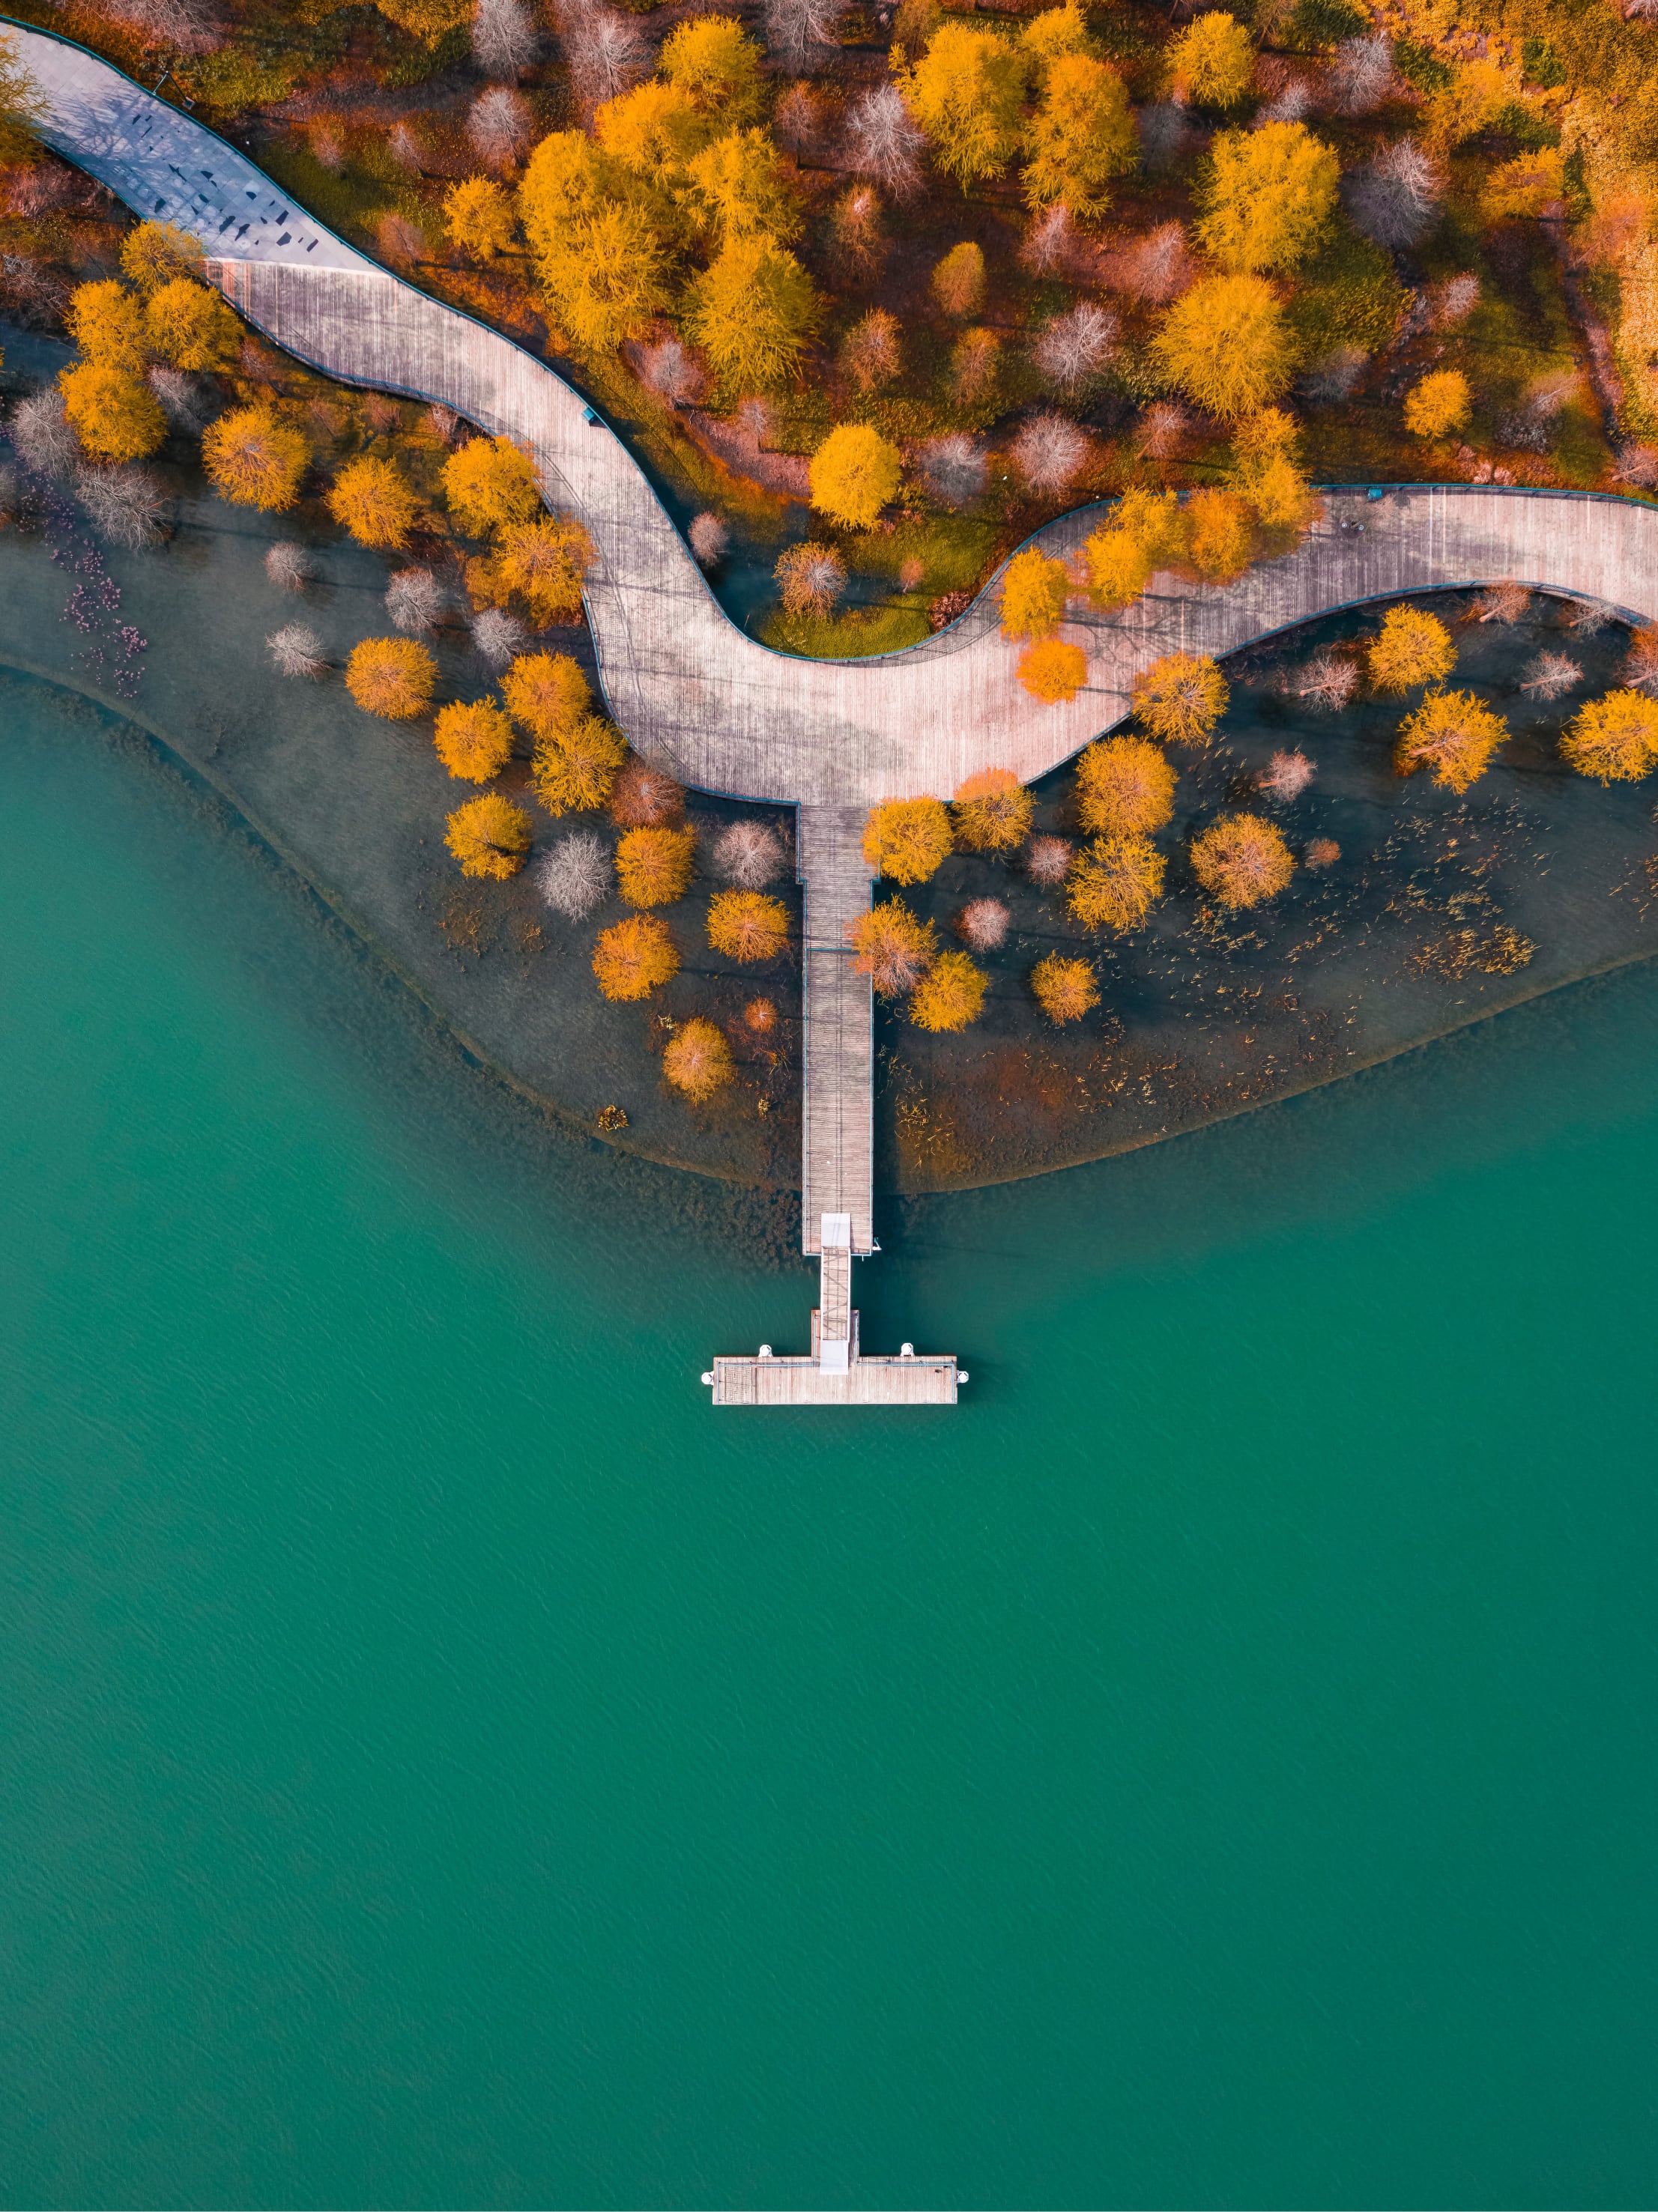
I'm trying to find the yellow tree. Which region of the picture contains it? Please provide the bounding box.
[1404,369,1471,439]
[1367,605,1456,692]
[1132,652,1228,743]
[446,793,532,879]
[900,23,1029,187]
[1078,526,1152,610]
[1190,813,1293,907]
[663,1017,734,1101]
[539,202,673,353]
[1168,11,1254,106]
[501,650,590,740]
[328,456,418,551]
[689,234,817,390]
[1560,690,1658,781]
[1114,487,1190,569]
[659,13,765,122]
[518,130,606,258]
[67,279,148,370]
[593,912,680,1001]
[951,768,1032,852]
[0,31,45,167]
[145,279,240,372]
[809,423,901,530]
[686,129,802,244]
[58,363,165,462]
[1022,4,1093,70]
[707,890,790,960]
[1067,835,1165,930]
[1196,123,1340,274]
[999,546,1071,639]
[202,407,309,509]
[495,516,594,624]
[848,900,938,996]
[1394,689,1507,793]
[345,637,436,719]
[433,699,515,781]
[444,176,517,260]
[1185,488,1254,581]
[532,715,626,813]
[863,797,952,883]
[1077,737,1176,837]
[617,825,695,908]
[1482,149,1566,222]
[1019,639,1088,700]
[594,80,706,175]
[910,949,987,1031]
[1154,273,1296,419]
[1030,952,1098,1023]
[119,220,203,293]
[1023,55,1137,218]
[931,241,984,317]
[443,435,542,533]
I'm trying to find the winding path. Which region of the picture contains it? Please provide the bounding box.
[12,20,1658,1390]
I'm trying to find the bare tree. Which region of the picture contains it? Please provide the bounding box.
[1304,837,1340,868]
[827,185,887,279]
[1018,203,1076,277]
[375,210,426,265]
[843,84,925,199]
[10,389,76,477]
[775,85,821,158]
[1429,272,1480,327]
[265,541,315,593]
[1033,302,1117,396]
[919,433,986,509]
[387,569,445,634]
[536,831,611,919]
[775,542,847,619]
[689,512,729,569]
[735,396,775,445]
[956,897,1009,951]
[766,0,844,73]
[473,0,539,79]
[267,622,327,678]
[1301,345,1367,405]
[1328,32,1395,115]
[1136,103,1192,172]
[1256,67,1311,123]
[1098,219,1193,305]
[562,7,648,106]
[714,820,787,888]
[388,120,425,170]
[75,465,169,549]
[1623,627,1658,692]
[467,88,533,173]
[471,605,529,670]
[1345,139,1444,249]
[1259,748,1315,799]
[426,403,459,443]
[638,336,707,407]
[1135,402,1193,460]
[1613,444,1658,488]
[1012,412,1089,495]
[105,0,223,55]
[1566,599,1612,635]
[1286,652,1359,709]
[1471,580,1529,624]
[1026,834,1072,888]
[838,308,901,395]
[1519,650,1582,698]
[147,363,209,429]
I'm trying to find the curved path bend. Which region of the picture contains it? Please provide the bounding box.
[12,22,1658,1371]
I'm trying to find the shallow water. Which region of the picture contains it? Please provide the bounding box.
[5,681,1658,2210]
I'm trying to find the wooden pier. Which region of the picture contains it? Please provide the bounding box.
[707,1311,961,1406]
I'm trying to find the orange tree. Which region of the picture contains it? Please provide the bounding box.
[951,768,1032,852]
[145,279,240,371]
[67,279,147,369]
[328,456,418,551]
[1132,652,1228,744]
[1367,604,1456,692]
[707,890,789,961]
[999,546,1071,639]
[1030,952,1098,1024]
[1152,273,1295,420]
[663,1016,734,1102]
[1078,525,1152,610]
[1394,689,1507,793]
[847,900,938,995]
[931,242,985,317]
[808,423,901,531]
[494,516,594,624]
[443,436,542,535]
[1066,834,1166,930]
[616,824,696,907]
[503,652,591,739]
[910,949,988,1033]
[1190,813,1294,907]
[345,637,436,719]
[1404,369,1471,440]
[659,12,765,121]
[539,201,674,352]
[433,698,515,781]
[59,363,164,461]
[1560,689,1658,781]
[532,715,626,814]
[1077,736,1176,837]
[593,912,680,1001]
[202,406,309,509]
[445,793,531,879]
[1019,638,1088,700]
[862,797,952,884]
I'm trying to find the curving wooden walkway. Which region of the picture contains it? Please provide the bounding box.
[12,20,1658,1395]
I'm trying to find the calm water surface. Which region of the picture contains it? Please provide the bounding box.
[4,683,1657,2210]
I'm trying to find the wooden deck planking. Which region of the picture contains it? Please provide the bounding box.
[798,810,875,1257]
[712,1348,959,1406]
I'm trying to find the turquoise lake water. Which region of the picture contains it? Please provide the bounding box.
[4,679,1658,2209]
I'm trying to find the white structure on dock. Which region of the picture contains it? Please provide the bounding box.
[13,23,1658,1403]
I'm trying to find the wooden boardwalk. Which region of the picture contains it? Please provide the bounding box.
[17,22,1658,1396]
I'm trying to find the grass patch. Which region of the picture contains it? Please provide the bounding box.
[759,602,933,658]
[844,512,999,594]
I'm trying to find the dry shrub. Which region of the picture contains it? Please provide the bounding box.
[713,820,787,888]
[535,831,610,920]
[843,84,925,199]
[1026,833,1072,887]
[910,949,987,1033]
[863,797,952,883]
[1519,652,1580,700]
[1258,749,1314,799]
[1394,689,1507,793]
[1019,639,1088,702]
[502,650,589,739]
[1559,689,1658,782]
[264,540,313,593]
[76,464,167,548]
[1098,220,1194,306]
[663,1017,733,1103]
[1190,813,1295,908]
[1132,652,1228,744]
[471,607,529,673]
[609,756,685,828]
[267,622,325,678]
[616,825,695,908]
[1033,302,1117,396]
[847,900,937,996]
[593,913,679,1002]
[839,309,902,395]
[532,715,627,814]
[950,327,999,406]
[1289,651,1358,709]
[1067,835,1166,930]
[446,793,531,880]
[951,767,1032,852]
[387,568,444,634]
[689,512,728,567]
[920,433,986,508]
[931,241,984,318]
[742,996,778,1034]
[1304,837,1340,868]
[434,698,515,781]
[1471,579,1529,625]
[707,889,789,961]
[775,541,847,619]
[828,184,888,279]
[1031,953,1098,1024]
[1136,402,1193,461]
[345,637,435,720]
[955,897,1009,951]
[1077,736,1176,837]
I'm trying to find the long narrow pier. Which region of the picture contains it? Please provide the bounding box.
[13,22,1658,1402]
